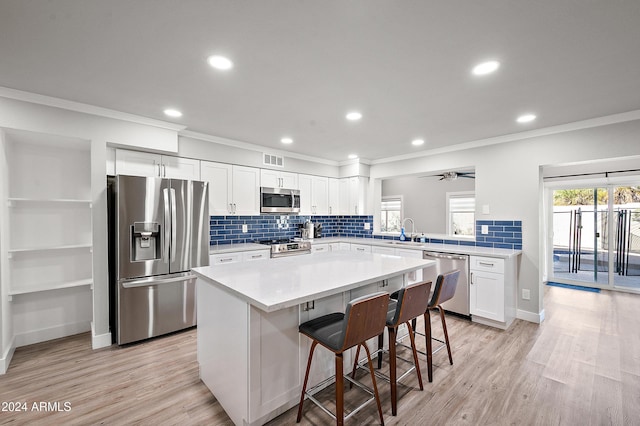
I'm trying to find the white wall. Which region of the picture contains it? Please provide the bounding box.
[370,119,640,319]
[382,174,475,234]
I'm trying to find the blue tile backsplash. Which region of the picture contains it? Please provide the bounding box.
[210,216,522,250]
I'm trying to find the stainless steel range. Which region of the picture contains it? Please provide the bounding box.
[257,238,311,257]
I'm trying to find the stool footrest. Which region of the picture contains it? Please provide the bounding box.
[302,373,377,422]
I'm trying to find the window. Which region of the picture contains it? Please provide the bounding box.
[447,192,475,236]
[381,196,402,232]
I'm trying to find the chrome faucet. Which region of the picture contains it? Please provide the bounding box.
[402,217,416,241]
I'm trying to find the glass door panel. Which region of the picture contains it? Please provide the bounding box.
[551,188,608,286]
[612,186,640,290]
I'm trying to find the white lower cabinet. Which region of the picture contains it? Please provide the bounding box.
[210,249,270,266]
[469,256,516,329]
[311,243,329,253]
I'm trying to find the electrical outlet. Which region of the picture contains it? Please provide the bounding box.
[522,289,530,300]
[364,223,371,230]
[242,224,248,233]
[481,225,489,235]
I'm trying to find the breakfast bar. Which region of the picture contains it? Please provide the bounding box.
[192,251,435,426]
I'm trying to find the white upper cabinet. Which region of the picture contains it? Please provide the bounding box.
[201,162,260,216]
[115,149,200,180]
[260,169,298,189]
[338,176,367,215]
[328,178,339,216]
[299,174,329,215]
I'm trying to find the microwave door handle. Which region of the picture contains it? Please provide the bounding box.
[170,187,177,262]
[291,190,295,209]
[163,188,171,262]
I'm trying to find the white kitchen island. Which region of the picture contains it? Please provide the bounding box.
[191,251,435,426]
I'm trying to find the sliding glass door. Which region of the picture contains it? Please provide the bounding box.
[548,182,640,292]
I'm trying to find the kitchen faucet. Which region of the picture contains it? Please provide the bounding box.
[402,217,416,241]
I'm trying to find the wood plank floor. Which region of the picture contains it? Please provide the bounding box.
[1,285,639,425]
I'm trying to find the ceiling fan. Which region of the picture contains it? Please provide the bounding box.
[430,171,476,181]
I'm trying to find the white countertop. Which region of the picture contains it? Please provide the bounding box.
[193,251,435,312]
[209,237,522,259]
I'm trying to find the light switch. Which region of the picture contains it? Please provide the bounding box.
[242,224,248,233]
[481,225,489,235]
[482,204,490,215]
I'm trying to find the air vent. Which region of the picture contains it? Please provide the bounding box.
[263,153,284,167]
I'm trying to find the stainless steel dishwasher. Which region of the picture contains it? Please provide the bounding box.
[423,251,470,317]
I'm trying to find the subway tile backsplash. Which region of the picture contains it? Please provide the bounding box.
[210,215,374,244]
[210,216,522,250]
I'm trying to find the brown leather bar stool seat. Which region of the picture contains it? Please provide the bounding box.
[352,280,432,416]
[296,292,390,426]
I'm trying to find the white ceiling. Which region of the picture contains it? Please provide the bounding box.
[1,1,639,162]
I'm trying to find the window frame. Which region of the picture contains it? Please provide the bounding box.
[380,195,403,233]
[446,191,476,236]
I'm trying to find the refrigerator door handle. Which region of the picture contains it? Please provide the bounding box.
[121,273,197,288]
[170,187,177,262]
[163,187,171,262]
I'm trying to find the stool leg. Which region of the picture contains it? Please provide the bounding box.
[388,326,398,416]
[438,305,453,365]
[406,320,423,391]
[377,332,384,369]
[336,352,344,426]
[350,345,362,388]
[425,310,433,383]
[297,340,318,423]
[362,343,385,426]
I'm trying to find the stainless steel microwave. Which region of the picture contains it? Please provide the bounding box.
[260,187,301,214]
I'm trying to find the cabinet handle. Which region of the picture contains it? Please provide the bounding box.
[229,203,233,214]
[162,164,166,177]
[479,262,495,267]
[303,301,315,311]
[380,279,388,287]
[251,254,262,259]
[329,206,332,215]
[470,272,474,284]
[233,203,237,214]
[355,205,358,215]
[357,248,365,251]
[219,258,234,263]
[157,164,161,177]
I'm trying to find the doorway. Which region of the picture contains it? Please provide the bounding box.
[546,179,640,292]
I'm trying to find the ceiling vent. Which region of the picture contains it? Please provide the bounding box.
[263,153,284,167]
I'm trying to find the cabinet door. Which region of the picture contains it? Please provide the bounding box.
[115,149,162,177]
[395,248,424,284]
[201,161,232,215]
[209,252,242,265]
[328,178,339,215]
[260,169,280,188]
[337,178,350,215]
[297,174,314,215]
[233,166,261,215]
[312,176,329,215]
[371,246,395,255]
[470,269,505,321]
[162,156,200,180]
[280,171,298,189]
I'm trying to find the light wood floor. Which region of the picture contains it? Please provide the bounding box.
[1,286,639,425]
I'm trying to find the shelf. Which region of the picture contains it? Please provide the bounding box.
[9,279,93,297]
[8,244,93,255]
[8,198,92,206]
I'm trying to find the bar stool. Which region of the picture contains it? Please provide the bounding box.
[352,280,432,416]
[296,292,390,425]
[413,269,460,382]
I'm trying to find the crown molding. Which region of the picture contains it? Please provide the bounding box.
[370,109,640,165]
[180,129,340,166]
[0,86,187,131]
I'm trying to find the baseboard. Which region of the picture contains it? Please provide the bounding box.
[0,336,16,375]
[14,321,92,348]
[91,322,112,349]
[517,308,545,324]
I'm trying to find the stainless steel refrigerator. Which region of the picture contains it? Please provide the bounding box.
[108,175,209,345]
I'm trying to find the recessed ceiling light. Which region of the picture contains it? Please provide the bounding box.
[163,108,183,118]
[411,139,425,146]
[207,55,233,70]
[348,154,358,159]
[516,113,537,123]
[346,111,362,121]
[472,60,500,76]
[281,137,293,144]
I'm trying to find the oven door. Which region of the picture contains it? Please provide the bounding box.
[260,187,300,214]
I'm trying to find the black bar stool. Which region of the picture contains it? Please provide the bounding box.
[296,292,390,425]
[352,280,432,416]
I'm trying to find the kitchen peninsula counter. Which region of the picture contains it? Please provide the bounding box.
[192,251,434,426]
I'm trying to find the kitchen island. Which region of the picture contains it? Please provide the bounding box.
[192,250,434,426]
